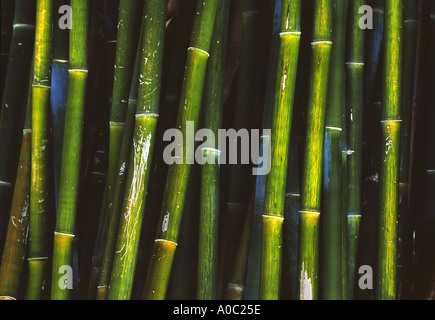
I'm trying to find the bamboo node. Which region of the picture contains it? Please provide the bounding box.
[135,112,159,119]
[13,24,35,29]
[0,181,12,187]
[155,239,178,247]
[279,31,302,37]
[54,231,75,238]
[310,40,333,46]
[187,47,210,57]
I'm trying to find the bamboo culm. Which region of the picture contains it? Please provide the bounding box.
[377,0,403,300]
[27,0,53,300]
[260,0,301,300]
[51,0,89,300]
[297,0,332,300]
[108,0,168,300]
[142,0,218,300]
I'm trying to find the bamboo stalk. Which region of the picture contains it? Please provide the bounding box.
[345,0,365,300]
[397,0,418,299]
[221,0,260,290]
[0,0,14,100]
[0,74,32,300]
[107,0,168,300]
[135,0,196,300]
[418,0,435,300]
[297,0,332,300]
[356,0,384,301]
[377,0,403,300]
[260,0,301,300]
[0,0,35,257]
[142,0,218,300]
[282,138,300,301]
[245,0,281,300]
[87,0,120,299]
[322,0,347,300]
[197,0,230,301]
[51,0,70,210]
[26,0,53,300]
[51,0,89,300]
[225,189,254,300]
[95,0,143,300]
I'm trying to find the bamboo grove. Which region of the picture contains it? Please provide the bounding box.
[0,0,434,301]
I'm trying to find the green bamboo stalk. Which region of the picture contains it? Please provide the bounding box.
[345,0,365,300]
[0,0,35,256]
[259,0,301,300]
[0,74,32,300]
[322,0,347,300]
[51,0,89,300]
[297,0,332,300]
[95,0,143,300]
[377,0,403,300]
[135,0,197,301]
[51,0,70,210]
[107,0,167,300]
[97,23,143,302]
[197,0,230,301]
[245,0,281,300]
[26,0,53,300]
[142,0,218,300]
[397,0,418,300]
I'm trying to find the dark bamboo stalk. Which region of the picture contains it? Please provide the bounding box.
[397,0,418,299]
